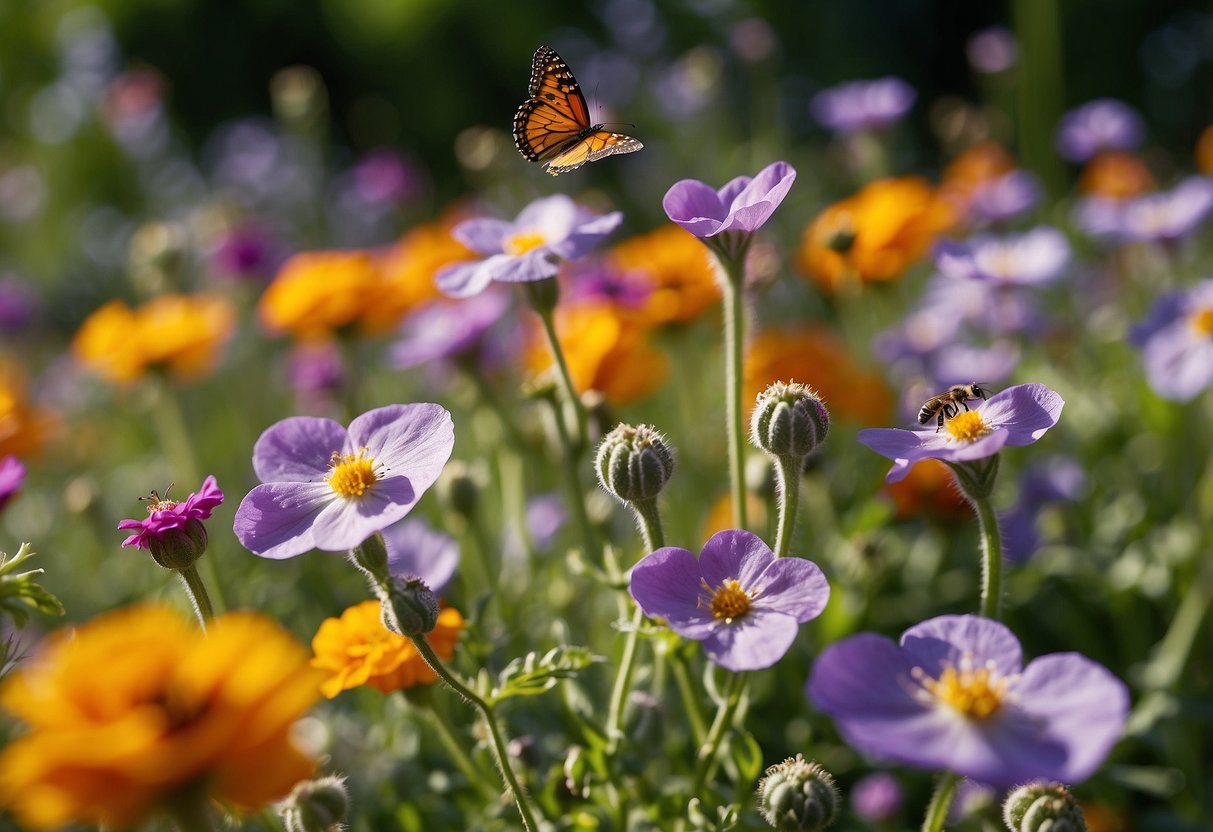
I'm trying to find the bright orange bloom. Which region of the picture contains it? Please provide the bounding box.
[607,225,721,325]
[0,359,56,458]
[0,605,324,830]
[797,177,954,291]
[365,215,476,334]
[1198,125,1213,175]
[1079,151,1155,200]
[744,327,893,425]
[72,294,236,384]
[310,600,465,698]
[939,141,1017,206]
[526,303,669,406]
[884,458,970,519]
[258,250,381,338]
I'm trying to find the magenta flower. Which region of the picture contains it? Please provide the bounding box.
[1131,278,1213,401]
[233,404,454,559]
[436,195,623,298]
[807,615,1128,787]
[1056,98,1144,162]
[0,456,26,512]
[662,161,796,242]
[810,77,916,134]
[119,475,224,568]
[383,517,459,595]
[934,227,1071,286]
[629,529,829,672]
[858,383,1064,483]
[851,772,903,823]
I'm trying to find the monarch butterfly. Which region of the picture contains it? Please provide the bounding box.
[512,46,643,176]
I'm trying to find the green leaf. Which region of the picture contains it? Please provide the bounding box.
[490,646,602,704]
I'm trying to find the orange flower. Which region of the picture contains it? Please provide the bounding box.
[0,605,324,830]
[310,600,465,698]
[701,492,768,546]
[797,177,954,291]
[744,326,893,425]
[525,303,669,406]
[0,359,56,458]
[883,458,970,519]
[607,225,721,325]
[939,141,1017,206]
[1079,151,1155,200]
[258,250,381,338]
[365,215,476,334]
[72,294,236,384]
[1198,125,1213,175]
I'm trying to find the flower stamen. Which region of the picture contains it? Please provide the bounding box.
[913,656,1009,720]
[699,578,753,623]
[503,230,548,256]
[945,410,991,443]
[1189,306,1213,336]
[327,449,380,497]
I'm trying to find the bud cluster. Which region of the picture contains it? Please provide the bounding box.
[756,754,839,832]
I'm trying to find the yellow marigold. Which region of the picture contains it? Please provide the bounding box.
[525,303,669,406]
[1198,125,1213,175]
[310,600,465,698]
[744,327,893,425]
[72,294,235,384]
[607,224,720,325]
[1078,151,1155,199]
[0,358,57,458]
[366,215,476,334]
[797,177,955,291]
[258,250,381,338]
[0,605,324,831]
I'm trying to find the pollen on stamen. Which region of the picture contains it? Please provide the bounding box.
[913,656,1009,720]
[503,230,548,257]
[326,449,380,498]
[699,578,753,623]
[945,410,991,443]
[1189,306,1213,335]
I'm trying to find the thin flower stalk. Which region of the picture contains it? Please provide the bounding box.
[920,772,961,832]
[772,455,800,559]
[535,303,589,450]
[719,254,749,530]
[177,564,215,627]
[973,493,1004,620]
[690,671,748,799]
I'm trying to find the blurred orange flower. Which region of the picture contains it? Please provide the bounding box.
[939,141,1017,207]
[701,492,768,546]
[258,250,380,338]
[310,600,464,698]
[0,359,56,458]
[744,326,893,425]
[73,294,236,384]
[608,225,721,326]
[1079,151,1155,200]
[883,458,970,519]
[526,303,669,406]
[0,605,323,831]
[797,177,954,291]
[1198,125,1213,175]
[366,215,476,334]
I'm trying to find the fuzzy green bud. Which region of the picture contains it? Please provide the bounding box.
[381,576,439,637]
[1003,782,1086,832]
[595,423,676,505]
[750,381,830,462]
[438,461,481,518]
[279,774,350,832]
[756,755,839,832]
[147,518,209,570]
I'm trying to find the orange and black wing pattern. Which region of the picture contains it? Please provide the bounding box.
[512,46,643,176]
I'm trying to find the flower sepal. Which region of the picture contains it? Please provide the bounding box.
[348,532,390,585]
[146,518,209,570]
[381,576,440,637]
[945,454,1000,502]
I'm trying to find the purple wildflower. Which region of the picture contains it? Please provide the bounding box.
[807,614,1129,787]
[662,161,796,242]
[851,772,903,823]
[233,404,454,559]
[1131,278,1213,401]
[526,493,567,551]
[562,260,652,310]
[352,149,425,206]
[858,383,1064,483]
[629,529,829,672]
[0,456,25,512]
[210,224,280,281]
[1119,176,1213,243]
[1003,457,1086,563]
[435,195,623,298]
[810,78,916,134]
[967,26,1018,75]
[382,517,459,595]
[0,276,40,333]
[1056,99,1144,162]
[935,227,1071,286]
[389,289,512,370]
[966,170,1042,225]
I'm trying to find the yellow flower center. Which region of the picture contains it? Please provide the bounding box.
[702,578,753,623]
[1189,306,1213,335]
[945,410,991,443]
[916,660,1008,720]
[503,230,548,256]
[327,449,379,497]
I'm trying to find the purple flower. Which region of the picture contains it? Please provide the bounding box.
[629,529,829,672]
[1056,99,1144,162]
[525,492,567,551]
[0,276,40,333]
[1119,176,1213,243]
[1003,457,1086,563]
[858,383,1064,483]
[234,404,454,559]
[967,26,1018,75]
[810,78,916,134]
[210,224,280,281]
[1131,278,1213,401]
[935,227,1071,286]
[352,149,425,206]
[562,260,652,309]
[383,517,459,595]
[436,195,623,298]
[806,614,1129,787]
[851,772,903,823]
[662,161,796,242]
[0,456,26,512]
[966,170,1042,225]
[389,289,512,370]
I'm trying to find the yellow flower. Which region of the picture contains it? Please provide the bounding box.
[607,225,721,326]
[72,294,235,384]
[797,177,954,291]
[525,302,669,406]
[258,250,381,338]
[0,358,57,458]
[0,605,324,830]
[310,600,465,698]
[365,215,476,334]
[1079,151,1154,200]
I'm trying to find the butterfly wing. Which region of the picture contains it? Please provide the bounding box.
[513,46,642,175]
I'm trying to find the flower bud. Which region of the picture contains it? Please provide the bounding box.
[438,461,481,519]
[279,774,350,832]
[381,576,439,637]
[147,518,209,570]
[756,755,839,832]
[522,276,561,316]
[595,423,676,505]
[750,382,829,462]
[1003,782,1086,832]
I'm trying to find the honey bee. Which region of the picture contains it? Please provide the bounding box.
[917,383,990,431]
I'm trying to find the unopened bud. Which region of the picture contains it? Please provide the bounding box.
[438,461,481,518]
[1003,782,1086,832]
[381,576,439,637]
[148,518,209,570]
[750,381,829,462]
[596,423,676,505]
[279,774,350,832]
[756,755,839,832]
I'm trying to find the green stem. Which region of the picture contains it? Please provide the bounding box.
[408,636,542,832]
[670,651,708,745]
[690,672,748,798]
[717,257,749,531]
[1140,574,1210,691]
[545,393,598,562]
[536,305,588,451]
[920,771,960,832]
[772,456,801,558]
[973,495,1004,620]
[176,565,215,629]
[413,694,500,803]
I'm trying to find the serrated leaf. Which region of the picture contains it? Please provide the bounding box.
[491,646,602,704]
